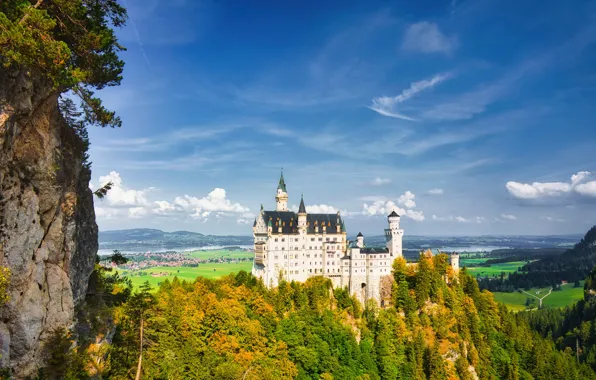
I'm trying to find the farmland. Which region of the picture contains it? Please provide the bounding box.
[492,282,584,311]
[118,261,253,289]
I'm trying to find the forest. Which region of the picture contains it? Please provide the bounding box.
[41,253,596,379]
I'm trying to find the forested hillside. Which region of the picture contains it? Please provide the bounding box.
[520,265,596,372]
[46,253,596,379]
[480,226,596,291]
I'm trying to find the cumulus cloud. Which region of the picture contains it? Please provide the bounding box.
[362,199,425,222]
[506,171,595,200]
[98,171,149,207]
[94,172,251,223]
[368,72,452,120]
[291,204,341,214]
[576,181,596,197]
[402,22,458,55]
[500,214,517,220]
[397,191,416,209]
[427,188,444,195]
[371,177,391,186]
[172,189,250,219]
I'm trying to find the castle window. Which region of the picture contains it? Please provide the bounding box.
[282,238,285,242]
[275,238,278,242]
[311,238,314,241]
[281,247,285,250]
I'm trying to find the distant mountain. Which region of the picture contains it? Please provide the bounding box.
[98,228,252,251]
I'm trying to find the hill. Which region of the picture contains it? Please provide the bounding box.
[55,253,596,379]
[480,226,596,291]
[99,228,253,250]
[521,265,596,371]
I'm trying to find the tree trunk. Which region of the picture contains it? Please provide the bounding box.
[135,318,144,380]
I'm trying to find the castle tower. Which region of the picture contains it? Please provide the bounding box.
[385,210,403,257]
[356,232,364,248]
[298,194,307,232]
[450,253,460,273]
[275,170,288,211]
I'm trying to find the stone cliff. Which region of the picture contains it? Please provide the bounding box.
[0,69,98,377]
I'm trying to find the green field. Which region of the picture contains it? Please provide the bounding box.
[460,257,489,266]
[493,282,585,311]
[119,261,253,289]
[466,261,526,277]
[184,249,253,260]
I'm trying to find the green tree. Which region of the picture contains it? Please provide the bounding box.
[1,0,127,132]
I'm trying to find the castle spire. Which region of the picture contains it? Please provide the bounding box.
[298,193,306,214]
[277,169,287,192]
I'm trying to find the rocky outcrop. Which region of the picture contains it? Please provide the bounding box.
[0,69,98,377]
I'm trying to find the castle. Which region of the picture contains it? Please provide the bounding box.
[252,172,459,305]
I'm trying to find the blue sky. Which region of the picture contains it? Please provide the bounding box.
[89,0,596,236]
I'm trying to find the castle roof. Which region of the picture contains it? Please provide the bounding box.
[262,210,343,235]
[388,210,400,217]
[357,232,363,237]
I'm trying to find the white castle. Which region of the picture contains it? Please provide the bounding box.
[252,172,414,305]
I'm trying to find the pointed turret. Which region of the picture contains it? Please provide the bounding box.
[277,170,287,192]
[275,170,289,211]
[297,193,307,231]
[298,194,306,214]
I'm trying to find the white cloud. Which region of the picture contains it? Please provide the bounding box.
[506,171,593,200]
[128,207,148,219]
[397,191,416,209]
[500,214,517,220]
[290,204,341,214]
[575,181,596,197]
[368,72,452,120]
[427,188,444,195]
[362,199,425,221]
[401,22,458,55]
[173,189,250,218]
[94,172,251,223]
[237,219,252,225]
[371,177,391,186]
[98,171,149,207]
[544,216,566,223]
[432,214,484,223]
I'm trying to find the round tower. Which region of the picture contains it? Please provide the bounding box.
[450,252,460,273]
[386,210,403,257]
[356,232,364,248]
[275,170,288,211]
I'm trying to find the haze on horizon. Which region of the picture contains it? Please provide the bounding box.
[90,0,596,236]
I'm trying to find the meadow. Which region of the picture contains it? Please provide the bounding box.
[119,261,253,289]
[184,249,253,260]
[492,282,585,311]
[465,261,526,276]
